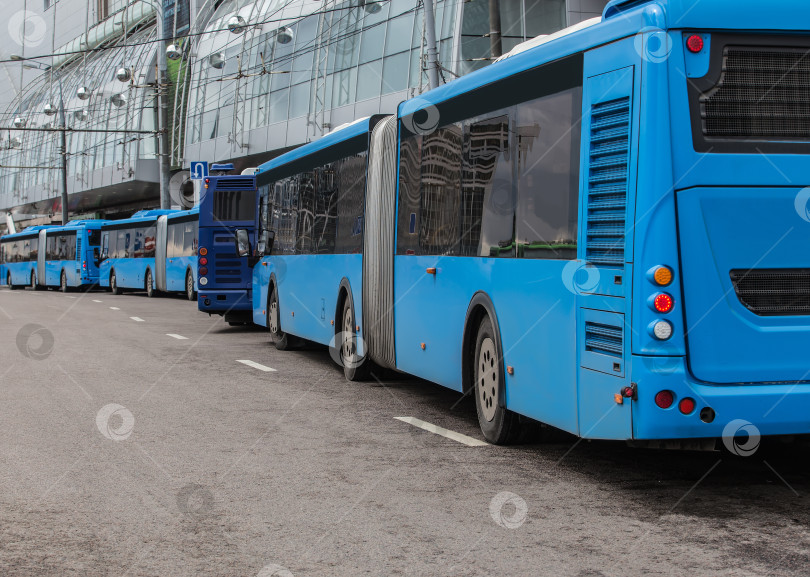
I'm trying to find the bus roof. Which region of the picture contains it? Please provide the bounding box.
[166,207,199,221]
[1,225,59,240]
[255,115,385,177]
[101,210,179,228]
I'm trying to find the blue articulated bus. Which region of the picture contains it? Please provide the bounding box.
[37,220,108,291]
[197,171,258,324]
[1,226,55,289]
[99,208,198,298]
[238,0,810,445]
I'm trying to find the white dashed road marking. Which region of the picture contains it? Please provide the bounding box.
[394,416,489,447]
[130,317,145,322]
[109,307,120,310]
[236,360,277,372]
[92,299,103,303]
[166,334,188,340]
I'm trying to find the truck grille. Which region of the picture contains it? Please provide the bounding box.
[730,269,810,316]
[702,47,810,139]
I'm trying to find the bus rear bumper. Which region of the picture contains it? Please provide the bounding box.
[198,289,251,314]
[631,355,810,440]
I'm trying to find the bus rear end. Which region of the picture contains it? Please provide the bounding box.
[197,174,257,323]
[623,0,810,441]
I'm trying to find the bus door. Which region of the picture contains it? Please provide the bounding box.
[155,215,168,292]
[37,229,47,286]
[575,44,640,440]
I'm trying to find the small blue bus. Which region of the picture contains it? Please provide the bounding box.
[99,209,198,298]
[1,226,54,289]
[38,220,107,291]
[243,0,810,446]
[197,172,258,324]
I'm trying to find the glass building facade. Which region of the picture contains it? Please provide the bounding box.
[1,0,608,230]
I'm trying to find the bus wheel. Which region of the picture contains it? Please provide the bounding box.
[268,285,292,350]
[30,271,40,291]
[110,271,120,295]
[145,269,155,298]
[8,272,19,290]
[60,271,69,293]
[341,296,370,381]
[186,271,196,301]
[473,316,520,445]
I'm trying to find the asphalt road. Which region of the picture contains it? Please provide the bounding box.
[0,286,808,577]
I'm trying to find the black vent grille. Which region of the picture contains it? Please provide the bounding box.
[730,269,810,316]
[702,47,810,139]
[216,178,255,190]
[585,322,623,357]
[586,98,630,267]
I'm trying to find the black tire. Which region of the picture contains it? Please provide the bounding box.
[30,271,41,291]
[340,295,370,381]
[60,270,69,293]
[268,284,293,350]
[8,272,19,290]
[473,316,521,445]
[145,269,155,298]
[186,271,196,301]
[110,271,120,295]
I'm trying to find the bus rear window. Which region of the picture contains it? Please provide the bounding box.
[212,190,255,221]
[88,230,101,246]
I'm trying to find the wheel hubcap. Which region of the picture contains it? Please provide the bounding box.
[342,308,355,365]
[269,299,279,334]
[478,337,499,422]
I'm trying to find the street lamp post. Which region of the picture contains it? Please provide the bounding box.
[57,79,69,225]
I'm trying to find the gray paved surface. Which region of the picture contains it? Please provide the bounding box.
[0,286,808,576]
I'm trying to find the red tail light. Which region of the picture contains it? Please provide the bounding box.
[686,34,704,53]
[679,398,696,414]
[200,267,208,276]
[653,293,674,313]
[655,390,674,409]
[200,257,208,265]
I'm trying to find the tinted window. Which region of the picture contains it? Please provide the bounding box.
[515,88,580,260]
[462,114,514,257]
[396,135,423,255]
[212,190,256,221]
[182,222,197,257]
[88,230,101,246]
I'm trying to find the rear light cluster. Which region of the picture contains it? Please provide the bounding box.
[648,265,675,341]
[686,34,704,53]
[654,390,696,415]
[199,247,209,286]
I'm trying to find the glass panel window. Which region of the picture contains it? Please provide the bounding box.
[289,83,311,118]
[419,124,463,256]
[515,88,581,260]
[268,89,289,124]
[382,52,409,94]
[385,13,414,56]
[356,60,382,102]
[462,113,515,257]
[359,24,386,64]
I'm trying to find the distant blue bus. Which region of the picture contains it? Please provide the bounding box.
[37,220,108,291]
[242,0,810,445]
[1,226,54,289]
[99,209,198,298]
[197,173,257,324]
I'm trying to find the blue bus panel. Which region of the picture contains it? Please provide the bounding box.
[39,220,107,290]
[1,226,53,289]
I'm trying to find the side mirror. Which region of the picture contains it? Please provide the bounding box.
[256,230,275,256]
[234,229,250,257]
